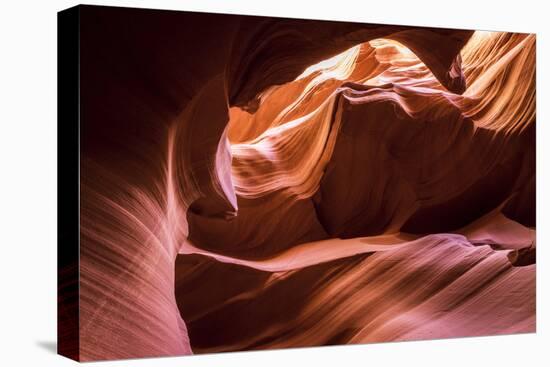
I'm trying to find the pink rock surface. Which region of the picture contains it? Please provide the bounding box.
[76,7,535,360]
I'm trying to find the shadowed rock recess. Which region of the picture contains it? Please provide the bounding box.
[78,6,535,361]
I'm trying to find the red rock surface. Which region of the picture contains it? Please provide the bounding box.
[77,7,535,360]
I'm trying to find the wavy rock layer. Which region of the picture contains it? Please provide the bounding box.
[176,31,535,352]
[77,6,535,361]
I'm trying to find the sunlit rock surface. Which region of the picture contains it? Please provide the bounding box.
[77,7,535,360]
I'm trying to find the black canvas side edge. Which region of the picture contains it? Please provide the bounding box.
[57,5,80,362]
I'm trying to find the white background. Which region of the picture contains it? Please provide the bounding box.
[0,0,548,365]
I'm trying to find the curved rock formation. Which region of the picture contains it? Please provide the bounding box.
[77,6,535,361]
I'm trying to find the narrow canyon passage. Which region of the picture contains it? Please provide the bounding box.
[173,31,535,353]
[77,7,535,360]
